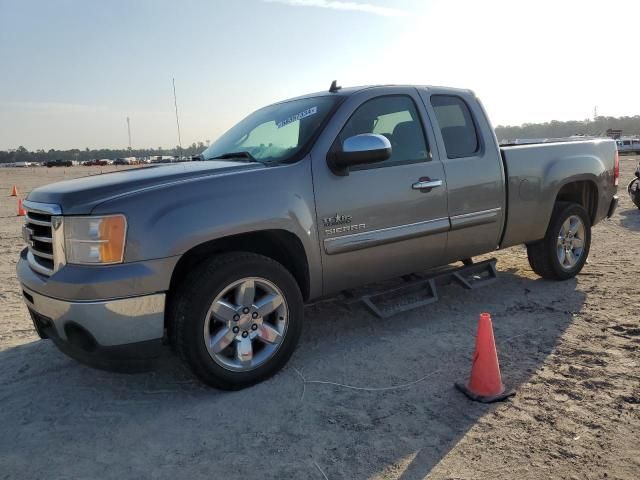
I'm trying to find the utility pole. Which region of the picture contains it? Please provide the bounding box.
[126,116,132,152]
[172,77,183,159]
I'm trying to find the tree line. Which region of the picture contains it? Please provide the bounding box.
[495,115,640,142]
[0,142,209,164]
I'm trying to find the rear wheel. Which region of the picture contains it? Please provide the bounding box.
[171,252,303,390]
[526,202,591,280]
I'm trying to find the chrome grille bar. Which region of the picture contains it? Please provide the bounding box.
[31,235,52,243]
[25,215,52,227]
[22,200,63,276]
[28,246,53,260]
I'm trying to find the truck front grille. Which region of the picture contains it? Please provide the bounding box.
[22,201,63,276]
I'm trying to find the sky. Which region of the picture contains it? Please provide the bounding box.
[1,0,639,150]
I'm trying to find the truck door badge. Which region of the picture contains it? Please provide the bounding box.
[322,213,365,235]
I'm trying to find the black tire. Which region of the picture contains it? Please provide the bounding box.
[170,252,303,390]
[628,178,640,209]
[526,202,591,280]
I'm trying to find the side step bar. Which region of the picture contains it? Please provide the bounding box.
[359,258,498,319]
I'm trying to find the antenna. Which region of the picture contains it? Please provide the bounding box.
[329,80,342,93]
[172,77,183,157]
[593,105,598,120]
[126,116,132,151]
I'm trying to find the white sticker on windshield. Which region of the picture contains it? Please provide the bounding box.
[277,106,317,128]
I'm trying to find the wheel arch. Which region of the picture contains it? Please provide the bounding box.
[167,229,310,303]
[554,179,599,224]
[165,229,310,343]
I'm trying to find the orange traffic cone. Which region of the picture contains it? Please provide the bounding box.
[10,185,18,196]
[455,313,514,403]
[17,198,26,217]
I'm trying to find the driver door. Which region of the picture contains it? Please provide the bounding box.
[310,87,449,295]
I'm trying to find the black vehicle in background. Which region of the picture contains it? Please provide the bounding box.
[44,159,72,167]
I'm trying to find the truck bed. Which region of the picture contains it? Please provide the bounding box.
[499,139,617,249]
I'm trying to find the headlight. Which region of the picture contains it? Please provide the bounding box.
[64,215,127,264]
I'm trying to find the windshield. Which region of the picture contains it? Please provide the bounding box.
[202,96,338,164]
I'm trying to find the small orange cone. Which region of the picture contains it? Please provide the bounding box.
[10,185,18,196]
[455,313,514,403]
[17,198,26,217]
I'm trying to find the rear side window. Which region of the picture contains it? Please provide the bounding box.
[430,95,479,158]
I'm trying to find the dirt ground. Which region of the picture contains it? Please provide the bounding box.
[0,161,638,480]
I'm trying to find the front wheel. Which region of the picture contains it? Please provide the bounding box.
[526,202,591,280]
[170,252,303,390]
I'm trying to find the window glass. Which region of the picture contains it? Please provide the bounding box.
[203,96,338,163]
[236,118,299,153]
[430,95,479,158]
[337,96,428,165]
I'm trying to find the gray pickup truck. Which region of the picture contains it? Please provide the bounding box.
[17,84,619,389]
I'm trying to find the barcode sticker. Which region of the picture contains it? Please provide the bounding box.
[276,106,317,128]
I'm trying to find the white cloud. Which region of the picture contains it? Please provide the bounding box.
[263,0,407,17]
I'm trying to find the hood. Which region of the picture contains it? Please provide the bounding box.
[27,161,264,214]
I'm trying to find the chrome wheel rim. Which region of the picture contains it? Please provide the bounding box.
[203,277,288,372]
[556,215,585,270]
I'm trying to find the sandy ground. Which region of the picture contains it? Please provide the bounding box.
[0,162,638,480]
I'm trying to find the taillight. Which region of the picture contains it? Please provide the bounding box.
[613,150,620,186]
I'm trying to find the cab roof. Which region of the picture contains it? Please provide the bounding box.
[275,84,474,104]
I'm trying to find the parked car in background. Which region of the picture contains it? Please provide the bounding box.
[17,84,619,390]
[82,159,109,166]
[616,137,640,154]
[114,157,138,165]
[151,156,175,164]
[44,159,72,167]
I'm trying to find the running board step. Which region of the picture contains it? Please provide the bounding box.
[359,258,498,319]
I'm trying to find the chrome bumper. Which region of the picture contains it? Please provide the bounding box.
[22,286,165,347]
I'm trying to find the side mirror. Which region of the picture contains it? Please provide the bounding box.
[328,134,392,175]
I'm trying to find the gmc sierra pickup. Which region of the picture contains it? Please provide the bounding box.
[17,84,619,389]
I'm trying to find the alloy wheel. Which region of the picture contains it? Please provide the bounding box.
[556,215,585,270]
[203,277,288,372]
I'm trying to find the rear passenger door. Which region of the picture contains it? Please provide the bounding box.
[420,90,506,261]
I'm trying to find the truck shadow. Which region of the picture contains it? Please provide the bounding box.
[0,269,584,479]
[618,206,640,231]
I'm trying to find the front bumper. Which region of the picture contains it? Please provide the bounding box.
[21,285,166,371]
[17,247,179,301]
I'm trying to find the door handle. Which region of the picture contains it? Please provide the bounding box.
[412,179,443,190]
